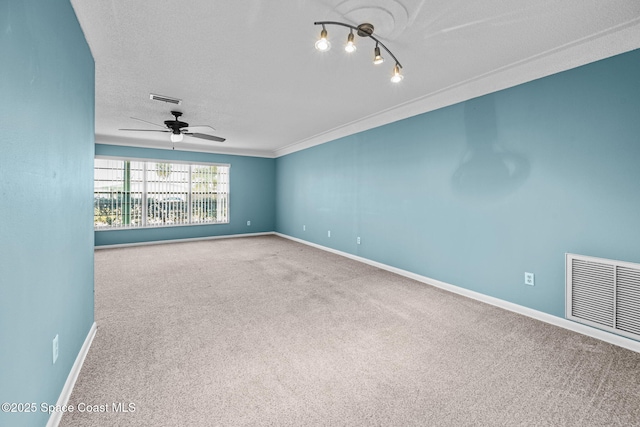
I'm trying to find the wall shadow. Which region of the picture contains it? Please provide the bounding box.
[451,95,530,202]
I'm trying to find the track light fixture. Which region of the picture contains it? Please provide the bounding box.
[315,25,331,52]
[345,30,356,53]
[373,43,384,65]
[391,64,404,83]
[314,21,403,83]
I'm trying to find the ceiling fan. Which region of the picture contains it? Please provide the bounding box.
[119,111,226,144]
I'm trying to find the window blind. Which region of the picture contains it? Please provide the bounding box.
[94,158,229,229]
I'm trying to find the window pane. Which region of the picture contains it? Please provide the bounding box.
[93,159,144,228]
[146,162,190,226]
[192,165,223,224]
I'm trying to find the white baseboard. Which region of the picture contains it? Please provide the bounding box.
[95,231,275,250]
[274,233,640,354]
[47,322,97,427]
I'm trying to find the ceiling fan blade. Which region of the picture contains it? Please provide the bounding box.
[183,125,216,133]
[130,117,166,128]
[119,128,170,132]
[185,133,226,143]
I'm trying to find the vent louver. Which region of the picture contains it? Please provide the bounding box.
[149,93,182,105]
[617,267,640,337]
[566,253,640,341]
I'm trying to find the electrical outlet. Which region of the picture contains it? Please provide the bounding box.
[357,237,361,245]
[246,220,251,226]
[303,225,306,231]
[328,230,331,237]
[52,335,59,364]
[524,272,535,286]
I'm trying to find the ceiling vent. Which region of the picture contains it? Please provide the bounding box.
[149,93,182,105]
[566,253,640,341]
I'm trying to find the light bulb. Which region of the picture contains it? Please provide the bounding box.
[315,28,331,52]
[344,32,356,53]
[170,133,183,143]
[391,64,404,83]
[373,45,384,65]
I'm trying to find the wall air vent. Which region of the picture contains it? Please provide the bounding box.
[149,93,182,105]
[566,253,640,341]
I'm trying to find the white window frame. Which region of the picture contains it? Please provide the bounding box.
[94,156,230,230]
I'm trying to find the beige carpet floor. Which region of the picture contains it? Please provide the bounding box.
[61,235,640,426]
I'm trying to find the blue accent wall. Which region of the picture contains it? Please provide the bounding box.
[0,1,95,426]
[94,144,276,246]
[276,49,640,319]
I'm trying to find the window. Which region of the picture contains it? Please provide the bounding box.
[94,158,229,229]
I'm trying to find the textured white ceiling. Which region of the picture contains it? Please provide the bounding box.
[70,0,640,157]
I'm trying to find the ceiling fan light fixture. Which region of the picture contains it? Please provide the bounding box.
[373,44,384,65]
[344,31,356,53]
[170,132,183,143]
[391,63,404,83]
[315,26,331,52]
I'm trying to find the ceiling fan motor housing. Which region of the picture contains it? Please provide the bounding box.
[165,111,189,133]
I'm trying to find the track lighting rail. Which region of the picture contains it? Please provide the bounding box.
[313,21,404,83]
[313,21,403,69]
